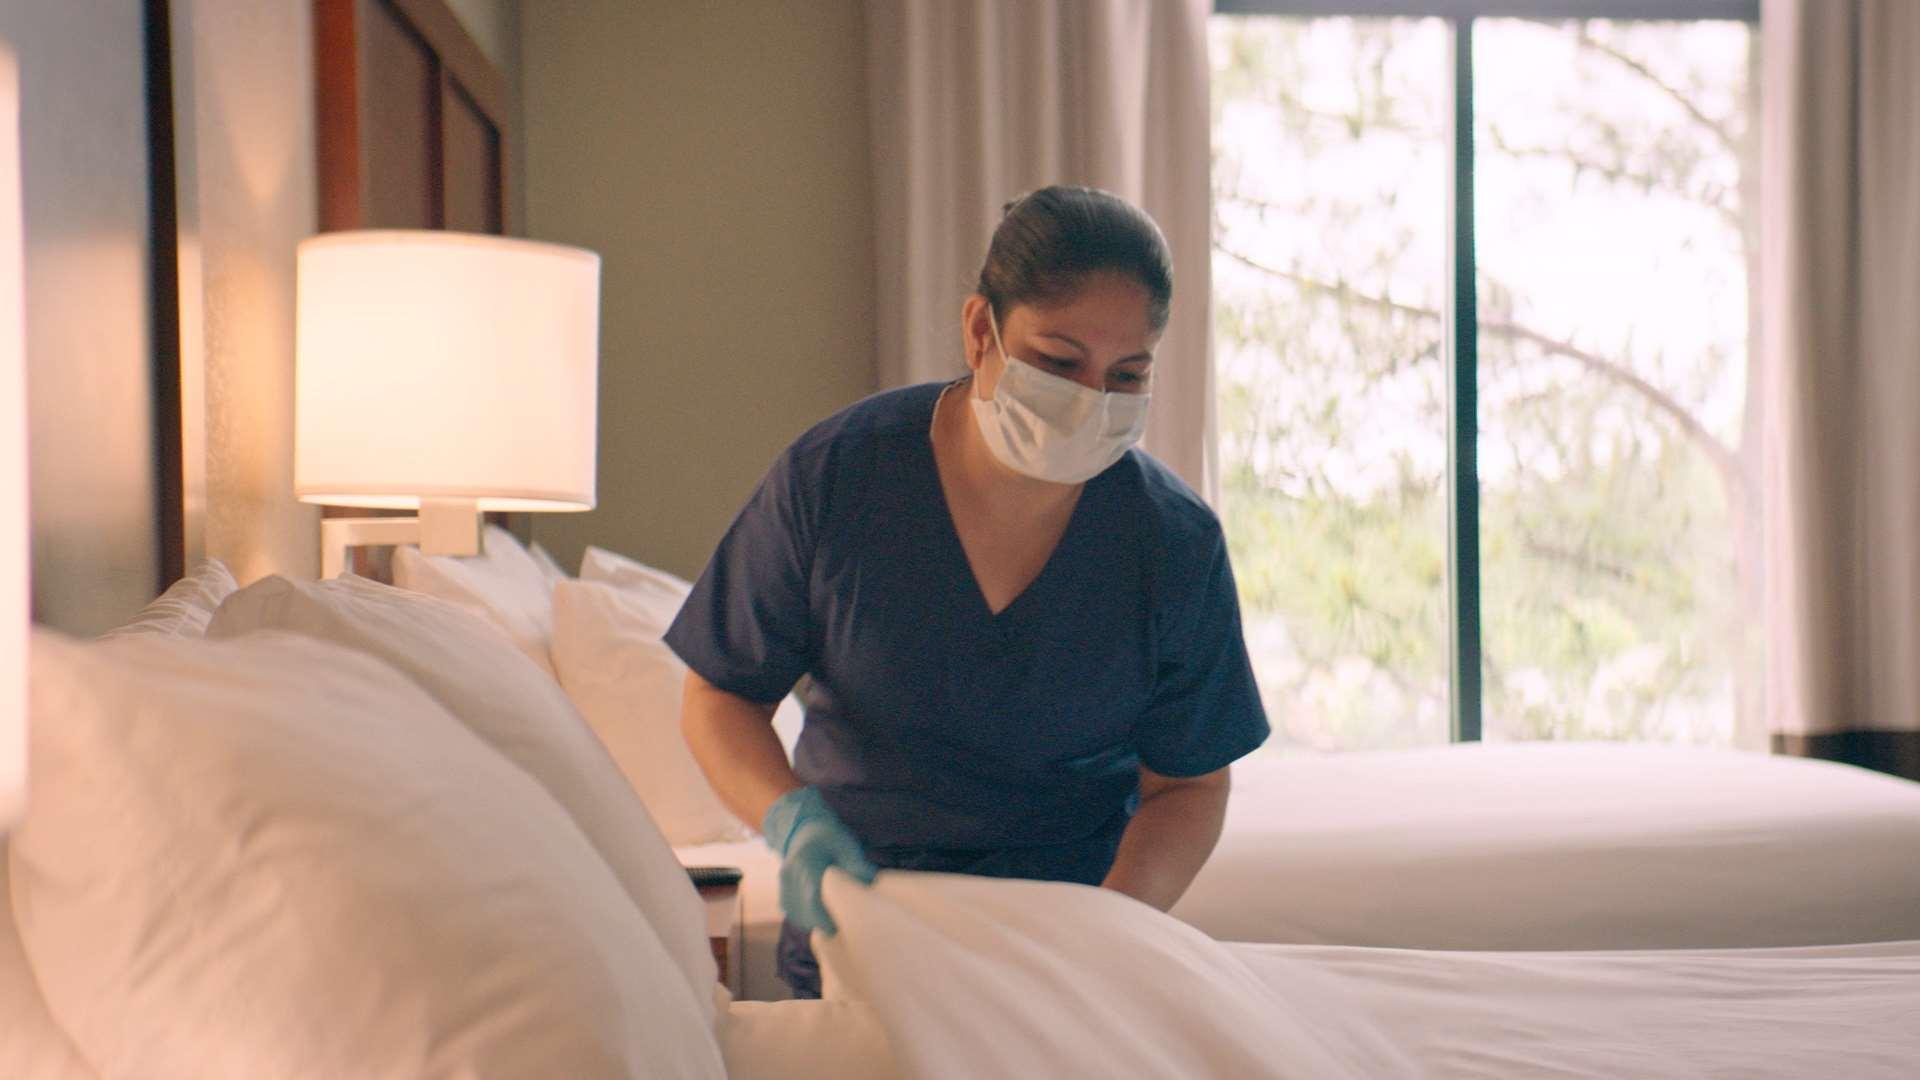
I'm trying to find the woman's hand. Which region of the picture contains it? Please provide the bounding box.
[763,786,879,935]
[1100,764,1231,911]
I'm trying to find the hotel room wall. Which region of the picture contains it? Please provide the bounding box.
[185,0,320,586]
[1,2,160,635]
[521,1,876,578]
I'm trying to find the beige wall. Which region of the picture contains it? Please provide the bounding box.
[186,0,319,585]
[3,1,160,635]
[521,1,875,578]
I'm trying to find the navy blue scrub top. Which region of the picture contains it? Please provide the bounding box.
[663,382,1269,885]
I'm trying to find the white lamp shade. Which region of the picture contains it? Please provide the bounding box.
[2,45,27,828]
[295,231,599,511]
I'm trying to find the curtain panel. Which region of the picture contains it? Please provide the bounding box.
[1761,0,1920,779]
[864,0,1217,498]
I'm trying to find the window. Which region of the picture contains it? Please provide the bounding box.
[1210,2,1761,753]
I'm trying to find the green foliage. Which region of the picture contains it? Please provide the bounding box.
[1210,15,1760,753]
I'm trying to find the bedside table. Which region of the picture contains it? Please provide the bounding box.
[687,866,744,997]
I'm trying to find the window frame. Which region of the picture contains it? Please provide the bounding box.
[1211,0,1760,743]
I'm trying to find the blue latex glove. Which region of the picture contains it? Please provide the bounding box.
[763,786,878,936]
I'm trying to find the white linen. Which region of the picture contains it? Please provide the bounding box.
[0,851,94,1080]
[1174,743,1920,949]
[96,557,236,640]
[573,545,804,756]
[817,870,1413,1079]
[1246,940,1920,1079]
[579,544,693,633]
[554,579,754,845]
[675,839,788,1002]
[12,630,725,1079]
[720,999,901,1079]
[818,870,1920,1080]
[206,573,716,1015]
[391,523,558,675]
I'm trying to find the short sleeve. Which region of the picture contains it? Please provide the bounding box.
[1134,526,1270,777]
[664,445,817,704]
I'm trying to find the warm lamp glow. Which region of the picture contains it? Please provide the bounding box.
[2,45,29,828]
[294,231,600,512]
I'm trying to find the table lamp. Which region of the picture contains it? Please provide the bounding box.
[295,231,600,577]
[2,44,29,829]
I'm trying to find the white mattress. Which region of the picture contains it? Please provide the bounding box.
[675,839,788,1001]
[1173,742,1920,949]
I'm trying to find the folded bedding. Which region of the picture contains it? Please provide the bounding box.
[818,870,1920,1080]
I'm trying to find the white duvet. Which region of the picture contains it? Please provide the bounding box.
[817,871,1920,1080]
[1174,743,1920,950]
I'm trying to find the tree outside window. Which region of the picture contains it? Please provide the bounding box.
[1211,14,1761,753]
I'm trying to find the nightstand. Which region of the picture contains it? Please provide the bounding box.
[686,866,743,997]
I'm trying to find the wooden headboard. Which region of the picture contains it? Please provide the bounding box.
[314,0,516,236]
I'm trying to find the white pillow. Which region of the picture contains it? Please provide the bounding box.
[530,540,572,584]
[814,871,1412,1080]
[13,630,726,1079]
[579,544,692,635]
[391,524,557,675]
[574,547,804,759]
[553,579,754,846]
[0,852,95,1079]
[98,557,237,640]
[206,574,716,1017]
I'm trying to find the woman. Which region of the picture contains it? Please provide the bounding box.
[665,186,1268,998]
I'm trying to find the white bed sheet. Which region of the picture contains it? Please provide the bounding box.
[1174,742,1920,949]
[819,871,1920,1080]
[1248,939,1920,1079]
[675,839,788,1001]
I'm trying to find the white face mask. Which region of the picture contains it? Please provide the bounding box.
[970,308,1151,484]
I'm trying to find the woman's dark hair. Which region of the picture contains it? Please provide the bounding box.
[976,186,1173,331]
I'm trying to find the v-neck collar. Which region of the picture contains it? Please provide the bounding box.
[923,381,1092,624]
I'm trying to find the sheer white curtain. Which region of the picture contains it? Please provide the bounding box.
[864,0,1216,497]
[1760,0,1920,779]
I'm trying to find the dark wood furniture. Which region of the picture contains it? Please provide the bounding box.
[314,0,515,234]
[696,878,744,998]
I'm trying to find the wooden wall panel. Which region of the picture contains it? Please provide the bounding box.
[441,78,500,234]
[360,0,438,229]
[315,0,511,236]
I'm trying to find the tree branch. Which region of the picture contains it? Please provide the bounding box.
[1219,246,1434,323]
[1478,318,1743,497]
[1571,29,1737,157]
[1522,536,1639,586]
[1483,128,1743,233]
[1217,245,1747,497]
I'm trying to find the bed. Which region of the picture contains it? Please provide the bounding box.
[688,736,1920,1003]
[12,568,1920,1079]
[10,547,1920,1077]
[818,869,1920,1079]
[133,525,1920,1020]
[1173,741,1920,950]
